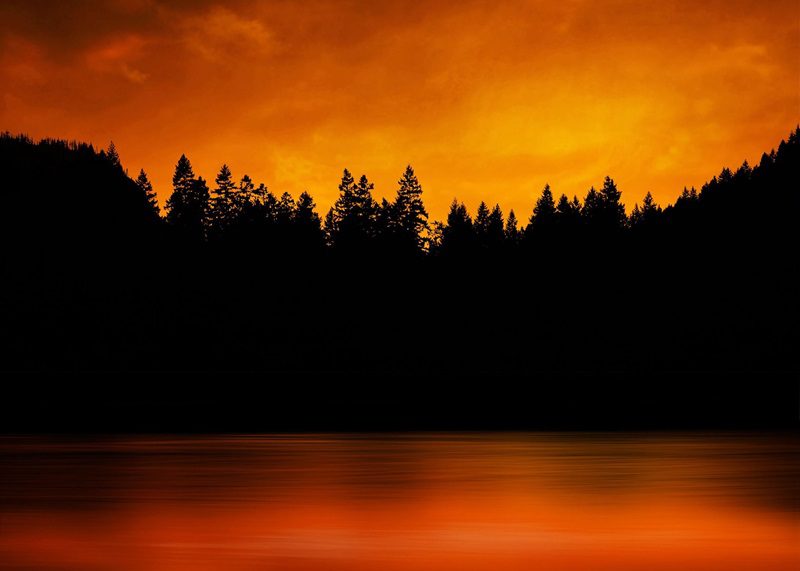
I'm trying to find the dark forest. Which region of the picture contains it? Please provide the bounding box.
[0,128,797,430]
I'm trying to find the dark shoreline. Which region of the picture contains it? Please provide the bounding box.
[2,371,796,433]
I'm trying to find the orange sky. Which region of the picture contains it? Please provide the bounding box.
[1,0,798,220]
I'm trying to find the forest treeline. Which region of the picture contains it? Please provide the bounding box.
[2,128,798,260]
[0,128,797,373]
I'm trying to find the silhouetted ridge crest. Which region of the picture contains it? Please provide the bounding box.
[0,128,796,372]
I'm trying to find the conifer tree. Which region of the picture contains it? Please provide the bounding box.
[487,204,505,248]
[392,165,429,252]
[555,193,574,217]
[553,193,581,233]
[377,198,396,240]
[525,184,556,240]
[136,168,160,217]
[581,177,626,232]
[277,192,295,224]
[212,164,237,228]
[294,191,323,252]
[323,208,337,247]
[171,154,194,194]
[334,169,356,217]
[505,209,519,244]
[599,176,627,229]
[583,186,600,219]
[533,184,556,222]
[353,174,377,219]
[327,169,354,245]
[238,174,256,208]
[106,141,121,169]
[630,192,662,228]
[474,201,490,240]
[330,169,376,249]
[440,199,474,255]
[296,191,321,228]
[165,154,209,239]
[677,186,698,203]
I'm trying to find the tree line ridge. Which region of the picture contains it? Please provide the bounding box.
[5,127,797,259]
[0,127,796,373]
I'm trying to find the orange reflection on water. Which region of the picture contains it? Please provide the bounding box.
[0,434,797,570]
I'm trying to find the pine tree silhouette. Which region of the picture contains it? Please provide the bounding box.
[238,174,256,210]
[392,165,429,253]
[555,193,581,226]
[106,141,121,169]
[505,209,519,245]
[165,154,208,240]
[583,177,626,232]
[329,169,377,251]
[630,192,661,229]
[2,127,798,385]
[527,183,556,238]
[474,201,490,246]
[136,169,160,217]
[277,192,296,224]
[211,164,237,231]
[486,204,505,249]
[439,199,474,257]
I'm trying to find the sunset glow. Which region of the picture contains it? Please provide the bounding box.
[1,0,798,219]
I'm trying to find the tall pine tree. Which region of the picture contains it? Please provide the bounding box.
[165,154,209,240]
[136,169,160,217]
[211,164,237,229]
[329,169,377,250]
[474,201,490,242]
[505,209,519,245]
[439,199,474,256]
[486,204,505,249]
[106,141,121,169]
[525,183,556,244]
[630,191,662,229]
[391,165,429,252]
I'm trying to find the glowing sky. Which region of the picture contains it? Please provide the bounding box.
[1,0,798,220]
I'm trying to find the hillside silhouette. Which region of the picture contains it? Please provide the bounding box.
[0,129,797,429]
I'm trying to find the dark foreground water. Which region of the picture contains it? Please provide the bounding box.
[0,434,797,570]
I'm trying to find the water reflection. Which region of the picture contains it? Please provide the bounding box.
[0,433,797,570]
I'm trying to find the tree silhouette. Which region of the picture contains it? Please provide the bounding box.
[474,201,490,246]
[328,169,377,251]
[325,169,354,245]
[211,164,237,231]
[600,176,626,228]
[294,191,324,252]
[630,191,662,229]
[391,165,429,253]
[438,199,474,257]
[238,174,256,210]
[165,154,209,240]
[532,184,556,224]
[277,192,296,224]
[524,184,557,247]
[323,208,337,247]
[555,193,581,229]
[583,177,626,232]
[505,209,520,245]
[486,204,505,249]
[136,169,160,217]
[106,141,121,169]
[2,126,798,384]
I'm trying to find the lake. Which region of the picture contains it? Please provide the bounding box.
[0,433,797,570]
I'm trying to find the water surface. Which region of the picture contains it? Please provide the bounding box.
[0,433,797,570]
